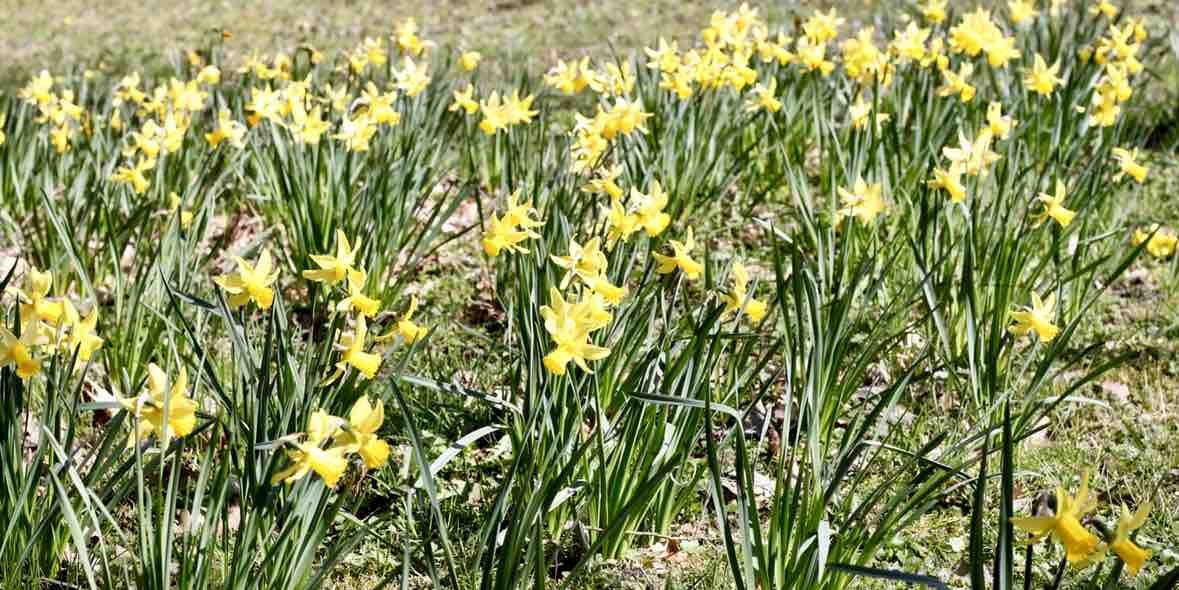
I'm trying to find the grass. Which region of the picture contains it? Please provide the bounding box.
[2,1,1179,589]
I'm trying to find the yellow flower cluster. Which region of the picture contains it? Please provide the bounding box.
[18,70,89,154]
[1012,473,1153,576]
[1,266,104,379]
[272,396,391,487]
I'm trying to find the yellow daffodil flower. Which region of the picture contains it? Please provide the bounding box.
[63,302,103,363]
[215,250,280,310]
[653,227,704,280]
[0,321,46,380]
[450,84,479,115]
[459,50,481,71]
[395,56,431,97]
[836,179,887,225]
[540,288,611,376]
[335,113,378,151]
[634,181,672,237]
[336,396,391,469]
[1011,472,1100,563]
[937,62,976,103]
[922,0,947,24]
[582,165,625,201]
[551,237,608,288]
[111,157,155,195]
[303,230,360,286]
[746,78,782,113]
[119,363,198,447]
[722,263,768,322]
[325,316,382,383]
[337,270,380,318]
[1008,0,1039,25]
[1024,54,1064,96]
[1090,0,1118,19]
[943,129,1001,176]
[1131,225,1177,258]
[1111,148,1148,183]
[1009,291,1060,342]
[482,213,539,257]
[929,162,968,203]
[14,267,65,326]
[606,199,640,246]
[986,101,1015,140]
[1035,180,1076,228]
[802,8,844,44]
[271,409,349,487]
[1109,503,1152,575]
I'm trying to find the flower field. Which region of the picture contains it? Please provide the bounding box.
[1,1,1178,588]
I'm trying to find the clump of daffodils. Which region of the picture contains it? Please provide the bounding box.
[271,396,391,488]
[2,265,105,379]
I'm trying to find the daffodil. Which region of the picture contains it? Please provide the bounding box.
[303,230,360,286]
[482,213,539,257]
[14,267,65,326]
[168,193,194,228]
[937,62,976,103]
[836,179,887,225]
[544,58,592,95]
[1131,225,1177,258]
[1009,291,1060,342]
[928,162,967,203]
[111,157,155,195]
[325,316,382,383]
[336,270,381,318]
[0,321,45,380]
[922,0,947,24]
[459,50,482,71]
[653,227,704,280]
[943,129,1001,176]
[63,303,103,363]
[551,237,607,288]
[1024,54,1064,96]
[1109,503,1152,575]
[334,113,378,152]
[540,288,611,376]
[381,295,428,344]
[333,396,391,469]
[1007,0,1039,25]
[606,199,640,246]
[745,78,781,113]
[582,165,625,201]
[1090,0,1118,19]
[722,263,768,322]
[119,363,198,447]
[986,101,1015,140]
[271,409,349,487]
[1035,180,1076,228]
[645,38,681,73]
[1011,472,1101,563]
[1111,148,1148,183]
[395,56,431,97]
[802,8,844,44]
[634,181,672,237]
[450,84,479,115]
[215,250,280,310]
[890,22,930,63]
